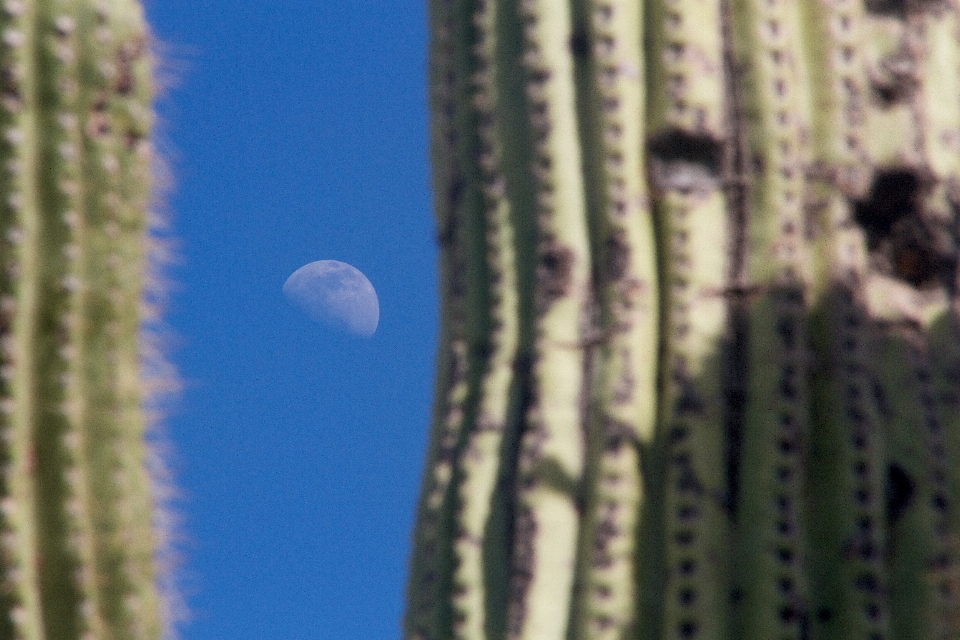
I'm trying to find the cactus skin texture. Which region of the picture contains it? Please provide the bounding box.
[0,0,167,638]
[406,0,960,638]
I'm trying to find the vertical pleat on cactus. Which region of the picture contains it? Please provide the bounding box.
[406,0,960,638]
[0,1,168,638]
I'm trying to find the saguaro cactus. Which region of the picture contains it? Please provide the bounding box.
[0,1,168,638]
[406,0,960,638]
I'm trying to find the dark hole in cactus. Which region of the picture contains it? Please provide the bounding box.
[864,0,906,15]
[777,520,792,535]
[678,588,695,605]
[854,170,918,243]
[647,129,722,193]
[885,464,914,524]
[816,606,833,622]
[854,169,957,288]
[679,559,696,575]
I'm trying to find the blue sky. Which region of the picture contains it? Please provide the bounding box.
[143,2,434,638]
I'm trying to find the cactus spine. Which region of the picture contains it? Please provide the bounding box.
[0,0,166,638]
[407,0,960,638]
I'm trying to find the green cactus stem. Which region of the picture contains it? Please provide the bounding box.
[406,0,960,638]
[0,1,168,638]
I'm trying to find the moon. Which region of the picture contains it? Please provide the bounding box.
[283,260,379,337]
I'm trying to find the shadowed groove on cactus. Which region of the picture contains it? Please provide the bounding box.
[0,1,174,638]
[407,0,960,638]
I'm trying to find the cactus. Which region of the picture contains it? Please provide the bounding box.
[0,0,169,638]
[406,0,960,638]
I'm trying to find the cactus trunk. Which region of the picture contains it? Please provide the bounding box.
[406,0,960,638]
[0,1,166,638]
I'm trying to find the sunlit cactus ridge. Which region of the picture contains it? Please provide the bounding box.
[0,0,169,638]
[406,0,960,638]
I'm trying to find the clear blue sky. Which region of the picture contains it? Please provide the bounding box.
[143,2,435,638]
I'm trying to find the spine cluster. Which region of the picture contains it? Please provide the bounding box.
[408,0,960,639]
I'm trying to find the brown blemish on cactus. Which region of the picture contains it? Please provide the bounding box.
[870,53,916,108]
[536,240,574,311]
[507,505,536,637]
[605,228,629,281]
[114,37,145,97]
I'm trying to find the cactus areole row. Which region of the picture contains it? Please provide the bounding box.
[0,0,167,638]
[406,0,960,638]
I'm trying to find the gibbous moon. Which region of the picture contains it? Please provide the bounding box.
[283,260,379,337]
